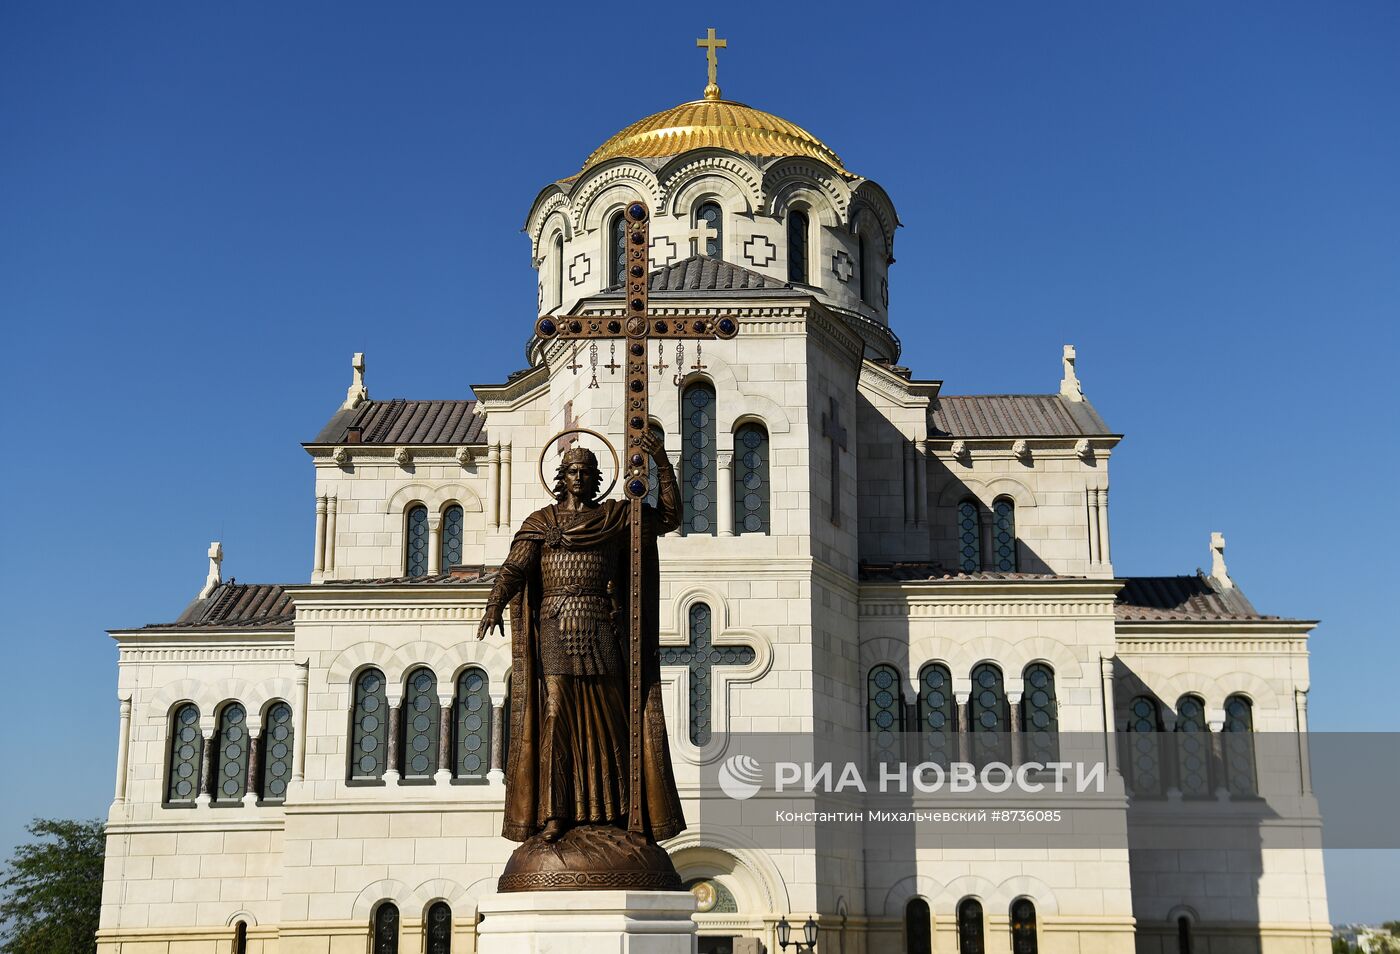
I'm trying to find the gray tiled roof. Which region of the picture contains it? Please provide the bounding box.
[602,255,798,295]
[144,582,295,631]
[310,399,486,446]
[1115,574,1270,621]
[931,394,1114,439]
[860,562,1068,583]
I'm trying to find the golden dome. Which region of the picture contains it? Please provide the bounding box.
[581,94,847,174]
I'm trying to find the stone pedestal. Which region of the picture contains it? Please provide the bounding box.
[477,890,697,954]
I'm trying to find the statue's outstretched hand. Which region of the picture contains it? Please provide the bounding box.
[477,604,505,640]
[639,429,665,460]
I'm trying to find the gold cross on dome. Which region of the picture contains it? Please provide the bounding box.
[697,28,727,99]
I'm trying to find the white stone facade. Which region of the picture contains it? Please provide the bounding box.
[99,93,1328,954]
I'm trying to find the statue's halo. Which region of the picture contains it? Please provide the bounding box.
[536,427,620,500]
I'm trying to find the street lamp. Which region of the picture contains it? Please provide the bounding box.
[777,916,819,952]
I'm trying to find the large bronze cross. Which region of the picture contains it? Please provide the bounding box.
[533,202,738,833]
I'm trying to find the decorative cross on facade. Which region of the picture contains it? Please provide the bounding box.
[696,28,727,98]
[821,395,847,526]
[660,603,754,746]
[553,400,578,456]
[688,218,718,257]
[533,201,739,831]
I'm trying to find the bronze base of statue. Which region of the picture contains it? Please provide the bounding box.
[497,825,682,893]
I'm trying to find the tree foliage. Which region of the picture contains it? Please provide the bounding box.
[0,818,105,954]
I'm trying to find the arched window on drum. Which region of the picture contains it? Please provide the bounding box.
[405,505,430,578]
[681,381,717,535]
[402,667,440,780]
[350,668,389,781]
[957,499,981,573]
[992,497,1017,572]
[454,667,490,781]
[867,664,905,767]
[733,422,770,535]
[440,505,464,571]
[787,209,810,284]
[695,201,723,258]
[1020,663,1059,762]
[165,703,202,805]
[917,663,955,768]
[609,211,627,288]
[260,700,294,802]
[213,702,249,804]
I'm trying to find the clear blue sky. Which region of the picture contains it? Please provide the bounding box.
[2,0,1396,923]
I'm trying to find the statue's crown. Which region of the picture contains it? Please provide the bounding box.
[561,445,599,469]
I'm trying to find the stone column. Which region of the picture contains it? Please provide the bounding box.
[196,726,216,807]
[716,451,735,536]
[1096,487,1112,565]
[384,701,402,784]
[428,513,443,576]
[113,696,132,804]
[902,441,915,525]
[488,696,506,783]
[488,444,501,528]
[1008,691,1024,766]
[1295,689,1313,796]
[436,699,454,784]
[244,729,262,806]
[325,496,338,574]
[1099,656,1119,777]
[1086,488,1101,565]
[291,660,309,786]
[313,495,328,575]
[956,691,972,764]
[500,444,513,527]
[914,439,928,527]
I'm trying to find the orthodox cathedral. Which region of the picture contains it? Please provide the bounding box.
[98,34,1330,954]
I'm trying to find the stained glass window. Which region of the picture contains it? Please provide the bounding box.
[734,423,770,534]
[1010,899,1038,954]
[859,233,872,304]
[867,664,904,767]
[373,902,399,954]
[610,212,626,288]
[1021,664,1058,763]
[261,701,293,802]
[918,663,954,768]
[970,663,1009,767]
[788,210,809,283]
[906,898,932,954]
[351,669,388,780]
[1127,696,1162,797]
[696,202,722,258]
[552,234,564,309]
[166,703,202,804]
[440,505,464,571]
[213,703,249,803]
[681,383,717,535]
[1223,694,1256,796]
[957,500,981,573]
[454,667,490,780]
[645,424,664,509]
[426,901,452,954]
[406,506,429,578]
[993,498,1017,571]
[957,898,984,954]
[1177,917,1193,954]
[403,668,439,779]
[1174,695,1210,797]
[235,921,247,954]
[660,603,754,746]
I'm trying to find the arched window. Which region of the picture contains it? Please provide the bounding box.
[351,669,389,781]
[165,703,202,804]
[440,505,464,572]
[609,211,627,288]
[1223,694,1256,796]
[406,505,429,578]
[957,898,984,954]
[1126,695,1163,797]
[402,668,440,779]
[426,900,452,954]
[373,902,399,954]
[992,498,1017,572]
[696,201,723,258]
[552,234,564,310]
[260,700,293,802]
[918,663,954,768]
[681,382,717,535]
[212,703,249,804]
[234,920,247,954]
[788,210,810,283]
[970,663,1009,767]
[454,667,490,780]
[859,232,873,305]
[1177,916,1193,954]
[867,664,905,766]
[734,422,770,534]
[1021,664,1059,762]
[1174,695,1210,797]
[957,499,981,573]
[905,897,932,954]
[1010,899,1038,954]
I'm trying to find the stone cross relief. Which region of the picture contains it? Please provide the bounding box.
[688,218,718,256]
[821,395,847,526]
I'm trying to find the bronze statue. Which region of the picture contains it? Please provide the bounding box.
[477,430,686,890]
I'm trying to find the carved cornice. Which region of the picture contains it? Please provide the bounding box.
[117,647,295,663]
[1114,635,1310,655]
[526,192,571,260]
[858,359,941,407]
[567,161,662,232]
[763,157,851,218]
[471,364,549,412]
[295,604,489,624]
[657,152,765,213]
[862,600,1117,619]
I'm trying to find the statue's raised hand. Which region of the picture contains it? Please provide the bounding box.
[477,603,505,640]
[638,428,666,460]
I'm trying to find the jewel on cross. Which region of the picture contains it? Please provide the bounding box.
[821,395,847,526]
